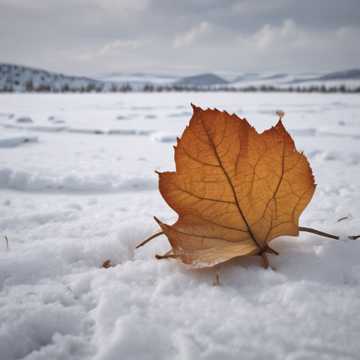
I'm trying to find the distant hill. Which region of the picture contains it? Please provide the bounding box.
[318,69,360,81]
[0,63,359,93]
[97,72,179,87]
[0,63,126,93]
[176,73,228,87]
[232,73,260,82]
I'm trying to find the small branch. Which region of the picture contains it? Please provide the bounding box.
[349,235,360,240]
[4,236,9,251]
[135,231,164,249]
[299,226,339,240]
[155,253,178,260]
[337,216,349,223]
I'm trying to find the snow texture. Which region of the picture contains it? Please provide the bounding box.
[0,134,38,147]
[0,93,360,360]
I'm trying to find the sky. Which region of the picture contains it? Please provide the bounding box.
[0,0,359,76]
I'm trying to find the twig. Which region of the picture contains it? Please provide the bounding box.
[299,226,339,240]
[276,110,285,121]
[135,231,164,249]
[4,236,9,251]
[213,265,220,286]
[155,252,178,260]
[349,235,360,240]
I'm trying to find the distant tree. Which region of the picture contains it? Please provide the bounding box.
[62,84,70,92]
[86,83,96,92]
[4,85,14,93]
[25,80,34,92]
[120,84,132,92]
[95,84,104,93]
[144,84,154,92]
[36,84,51,92]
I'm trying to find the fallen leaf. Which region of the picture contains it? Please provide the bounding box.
[151,105,316,268]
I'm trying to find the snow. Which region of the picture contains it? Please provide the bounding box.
[0,92,360,360]
[0,134,38,147]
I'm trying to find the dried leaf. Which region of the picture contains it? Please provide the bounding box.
[154,105,316,268]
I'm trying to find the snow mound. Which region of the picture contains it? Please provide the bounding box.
[168,111,192,118]
[1,123,154,137]
[48,116,66,124]
[0,135,38,147]
[0,168,156,193]
[16,116,33,123]
[151,132,177,143]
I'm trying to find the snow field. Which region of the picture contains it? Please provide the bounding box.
[0,93,360,359]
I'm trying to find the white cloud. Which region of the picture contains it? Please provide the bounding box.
[99,40,140,55]
[93,0,150,13]
[72,39,141,63]
[1,1,359,75]
[249,19,301,51]
[173,21,211,48]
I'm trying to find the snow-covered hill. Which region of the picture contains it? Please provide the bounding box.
[175,73,229,87]
[1,63,360,92]
[0,64,123,93]
[97,72,179,87]
[230,70,360,91]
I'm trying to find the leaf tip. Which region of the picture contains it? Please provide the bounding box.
[191,103,201,113]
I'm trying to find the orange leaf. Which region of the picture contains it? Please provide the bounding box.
[152,105,315,268]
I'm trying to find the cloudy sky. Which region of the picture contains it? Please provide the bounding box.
[0,0,359,76]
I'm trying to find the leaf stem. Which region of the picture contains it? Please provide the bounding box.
[155,253,178,260]
[299,226,339,240]
[265,245,279,255]
[260,252,269,269]
[135,231,164,249]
